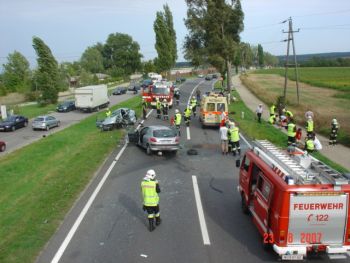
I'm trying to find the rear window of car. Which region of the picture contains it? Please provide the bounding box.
[206,103,215,111]
[153,129,176,138]
[5,116,17,121]
[34,117,45,121]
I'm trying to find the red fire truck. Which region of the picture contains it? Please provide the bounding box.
[142,81,175,108]
[237,140,350,260]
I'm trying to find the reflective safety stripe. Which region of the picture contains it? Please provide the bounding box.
[148,214,155,218]
[155,213,160,217]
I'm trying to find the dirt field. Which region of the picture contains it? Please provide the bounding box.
[240,73,350,146]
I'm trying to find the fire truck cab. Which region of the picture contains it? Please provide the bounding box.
[238,140,350,260]
[142,81,174,108]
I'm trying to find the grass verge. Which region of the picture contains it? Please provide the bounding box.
[0,96,141,263]
[214,81,349,173]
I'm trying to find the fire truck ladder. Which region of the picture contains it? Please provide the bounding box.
[253,140,308,183]
[254,140,349,185]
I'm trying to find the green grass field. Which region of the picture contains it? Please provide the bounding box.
[254,67,350,92]
[0,96,141,263]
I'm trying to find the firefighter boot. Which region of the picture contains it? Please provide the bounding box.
[148,218,155,232]
[155,216,161,226]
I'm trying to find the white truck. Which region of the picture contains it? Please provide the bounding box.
[75,85,109,112]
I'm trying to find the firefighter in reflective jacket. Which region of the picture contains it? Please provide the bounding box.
[190,96,197,117]
[156,98,161,119]
[228,122,240,156]
[305,137,315,153]
[174,109,182,136]
[329,118,339,145]
[305,116,314,137]
[270,104,276,117]
[287,119,297,145]
[141,169,161,232]
[184,105,192,127]
[105,108,111,118]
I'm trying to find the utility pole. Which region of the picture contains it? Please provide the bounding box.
[282,17,300,104]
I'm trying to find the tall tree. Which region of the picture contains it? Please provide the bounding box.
[257,44,264,67]
[154,5,177,74]
[164,4,177,66]
[80,46,104,73]
[184,0,244,91]
[2,51,31,94]
[32,36,60,104]
[102,33,142,77]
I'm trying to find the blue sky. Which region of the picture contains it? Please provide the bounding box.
[1,0,349,67]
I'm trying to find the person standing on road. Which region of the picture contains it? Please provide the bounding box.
[184,105,192,127]
[162,99,169,120]
[174,88,180,106]
[305,116,314,137]
[156,98,161,119]
[141,169,161,232]
[190,96,197,117]
[219,123,229,155]
[228,122,240,156]
[287,118,297,145]
[196,89,201,103]
[329,118,339,145]
[174,109,182,136]
[256,104,263,123]
[142,99,148,120]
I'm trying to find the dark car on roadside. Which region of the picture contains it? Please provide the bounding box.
[0,141,6,152]
[112,87,127,95]
[0,115,28,132]
[56,100,76,112]
[205,75,213,81]
[212,73,218,79]
[181,77,186,82]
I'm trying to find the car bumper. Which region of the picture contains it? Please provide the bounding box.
[150,144,179,151]
[32,124,47,130]
[0,126,11,131]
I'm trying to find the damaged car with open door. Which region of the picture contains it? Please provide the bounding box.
[128,125,179,155]
[96,108,137,131]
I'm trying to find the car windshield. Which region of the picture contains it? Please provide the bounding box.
[4,116,17,122]
[62,101,71,106]
[34,117,45,122]
[152,87,170,95]
[153,129,176,138]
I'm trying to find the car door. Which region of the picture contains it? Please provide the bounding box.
[48,116,54,127]
[139,127,149,148]
[252,173,274,234]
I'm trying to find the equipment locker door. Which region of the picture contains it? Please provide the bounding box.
[252,173,273,234]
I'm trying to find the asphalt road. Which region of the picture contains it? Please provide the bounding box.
[36,79,347,263]
[0,91,135,156]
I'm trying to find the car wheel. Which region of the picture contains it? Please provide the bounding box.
[0,144,5,152]
[46,125,50,131]
[146,144,152,155]
[24,121,28,127]
[11,126,15,131]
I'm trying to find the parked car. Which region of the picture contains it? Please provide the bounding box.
[0,115,28,132]
[198,74,204,78]
[205,75,213,80]
[96,108,137,131]
[181,77,186,82]
[140,79,153,88]
[175,77,182,84]
[128,125,179,155]
[56,100,76,112]
[112,87,127,95]
[212,73,218,79]
[0,141,6,152]
[32,115,60,131]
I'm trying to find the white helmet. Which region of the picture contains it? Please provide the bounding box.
[308,116,312,120]
[146,169,156,180]
[175,109,179,113]
[192,96,195,99]
[230,122,235,128]
[163,99,167,102]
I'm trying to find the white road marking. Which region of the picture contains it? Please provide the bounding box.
[192,175,211,245]
[51,143,128,263]
[186,127,191,140]
[186,81,204,141]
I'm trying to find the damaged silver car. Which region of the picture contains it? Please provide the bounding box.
[96,108,137,131]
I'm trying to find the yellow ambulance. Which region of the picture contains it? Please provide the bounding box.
[199,93,228,127]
